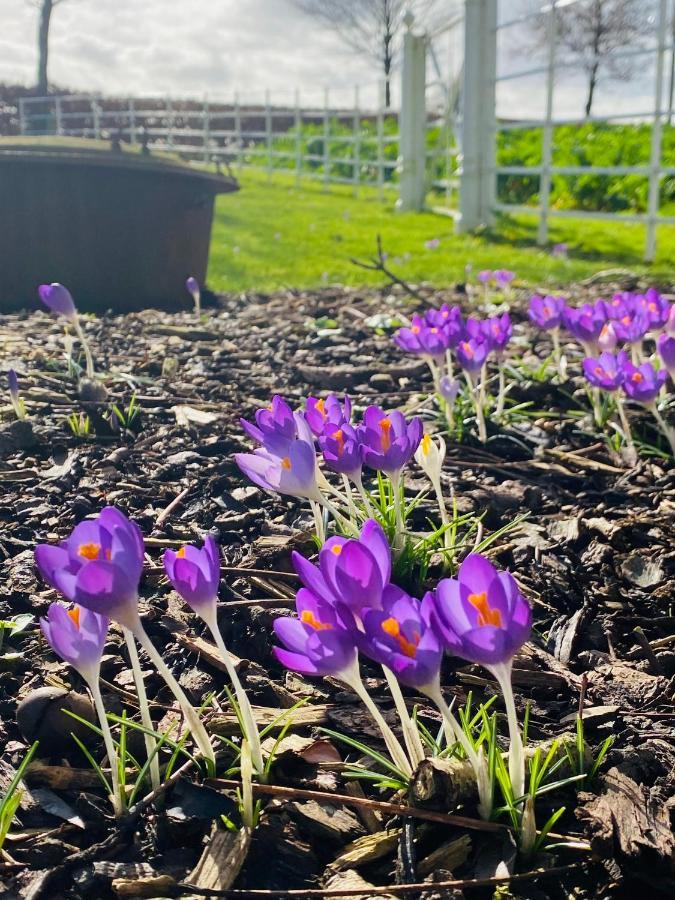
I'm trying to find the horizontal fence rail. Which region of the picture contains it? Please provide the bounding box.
[17,89,403,199]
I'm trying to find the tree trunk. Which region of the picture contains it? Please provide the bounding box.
[37,0,54,94]
[585,60,599,117]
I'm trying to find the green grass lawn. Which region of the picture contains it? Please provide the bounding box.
[208,169,675,293]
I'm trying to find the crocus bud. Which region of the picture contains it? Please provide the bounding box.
[186,276,201,314]
[38,283,78,323]
[439,376,461,404]
[415,432,446,487]
[7,369,25,420]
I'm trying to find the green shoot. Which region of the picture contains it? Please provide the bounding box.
[0,742,39,851]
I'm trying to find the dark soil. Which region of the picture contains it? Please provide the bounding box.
[0,281,674,899]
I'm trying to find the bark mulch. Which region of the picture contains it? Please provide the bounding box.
[0,280,673,899]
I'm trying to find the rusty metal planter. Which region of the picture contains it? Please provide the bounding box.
[0,138,238,313]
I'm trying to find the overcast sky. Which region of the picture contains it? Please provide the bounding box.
[0,0,664,117]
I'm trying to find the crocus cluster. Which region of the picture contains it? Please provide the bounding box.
[236,394,423,545]
[478,269,515,292]
[393,303,514,441]
[273,519,531,817]
[529,289,675,458]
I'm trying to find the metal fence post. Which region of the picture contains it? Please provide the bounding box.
[18,97,26,134]
[376,80,385,201]
[92,97,101,140]
[234,91,242,169]
[353,85,361,195]
[646,0,668,262]
[397,12,427,211]
[128,97,137,144]
[294,88,302,186]
[458,0,497,231]
[265,89,273,180]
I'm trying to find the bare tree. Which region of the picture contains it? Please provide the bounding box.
[531,0,648,117]
[292,0,441,107]
[33,0,73,94]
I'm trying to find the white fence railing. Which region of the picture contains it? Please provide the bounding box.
[488,0,675,261]
[18,88,401,198]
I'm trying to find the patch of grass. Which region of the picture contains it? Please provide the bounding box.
[208,169,675,293]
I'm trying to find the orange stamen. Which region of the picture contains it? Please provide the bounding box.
[67,607,81,629]
[381,617,419,658]
[379,418,392,452]
[467,591,503,628]
[631,372,643,383]
[176,546,187,558]
[300,610,332,631]
[411,325,421,334]
[462,342,474,359]
[78,542,101,561]
[331,544,342,556]
[333,429,345,457]
[315,398,326,418]
[281,456,292,470]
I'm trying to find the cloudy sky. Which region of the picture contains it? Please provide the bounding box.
[0,0,664,117]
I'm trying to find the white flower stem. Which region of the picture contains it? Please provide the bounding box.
[74,318,95,379]
[132,623,216,769]
[430,475,451,550]
[309,500,326,544]
[616,397,637,466]
[474,368,488,443]
[317,493,358,536]
[201,607,265,778]
[495,362,506,419]
[382,667,425,768]
[490,662,525,804]
[351,471,375,518]
[341,663,412,777]
[424,682,492,819]
[649,404,675,457]
[341,474,358,524]
[88,677,125,817]
[445,349,454,381]
[425,357,440,393]
[123,628,161,791]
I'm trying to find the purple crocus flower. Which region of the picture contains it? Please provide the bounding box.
[528,294,565,330]
[637,288,671,329]
[40,603,109,685]
[494,270,515,289]
[318,421,362,478]
[235,437,320,501]
[622,361,667,404]
[8,369,18,398]
[425,303,462,330]
[551,242,568,259]
[613,310,649,344]
[360,587,442,690]
[562,303,606,350]
[482,313,512,354]
[273,589,357,677]
[657,334,675,379]
[477,270,492,284]
[35,507,145,631]
[240,395,299,456]
[164,536,220,616]
[428,553,531,668]
[358,407,423,475]
[305,394,351,437]
[186,276,201,314]
[291,518,391,617]
[38,283,78,322]
[394,317,450,359]
[582,351,629,392]
[424,238,441,250]
[456,336,489,375]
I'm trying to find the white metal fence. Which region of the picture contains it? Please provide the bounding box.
[14,0,675,260]
[488,0,675,261]
[17,88,401,199]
